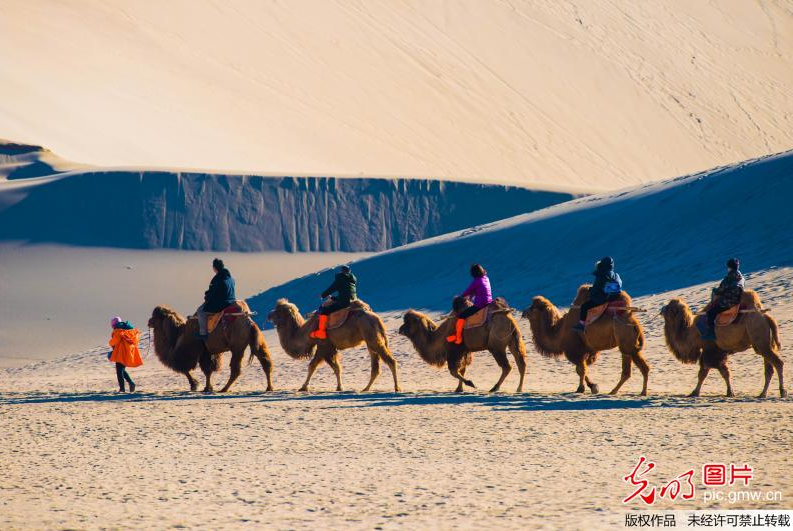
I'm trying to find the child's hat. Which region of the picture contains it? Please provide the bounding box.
[110,316,122,327]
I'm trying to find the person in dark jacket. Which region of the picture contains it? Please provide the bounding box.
[196,258,236,339]
[311,265,357,339]
[703,258,745,340]
[573,256,623,332]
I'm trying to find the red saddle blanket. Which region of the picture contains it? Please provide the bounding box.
[584,299,627,326]
[207,302,245,333]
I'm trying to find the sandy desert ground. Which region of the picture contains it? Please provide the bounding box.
[2,1,792,188]
[1,268,791,530]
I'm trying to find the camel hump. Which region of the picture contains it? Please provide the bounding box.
[490,297,512,312]
[615,290,632,306]
[573,285,632,306]
[349,299,371,312]
[740,290,762,309]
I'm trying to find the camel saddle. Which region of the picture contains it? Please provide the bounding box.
[715,304,743,326]
[206,301,246,333]
[320,299,370,330]
[584,299,627,326]
[460,298,511,330]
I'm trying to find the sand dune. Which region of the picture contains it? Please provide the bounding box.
[0,141,578,252]
[1,1,791,188]
[249,150,793,318]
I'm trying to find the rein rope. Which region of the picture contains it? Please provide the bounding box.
[145,327,153,358]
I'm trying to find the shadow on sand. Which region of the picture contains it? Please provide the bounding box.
[0,389,758,411]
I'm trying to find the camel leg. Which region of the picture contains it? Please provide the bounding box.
[455,366,467,393]
[575,361,588,394]
[255,351,274,392]
[689,362,710,397]
[375,347,400,393]
[489,349,511,393]
[361,354,379,392]
[299,349,325,392]
[758,359,773,398]
[609,354,632,396]
[508,336,527,393]
[185,372,199,392]
[510,349,526,393]
[716,361,734,397]
[198,352,217,393]
[632,352,650,397]
[324,351,343,392]
[584,375,599,395]
[448,347,475,390]
[219,350,244,393]
[767,351,787,398]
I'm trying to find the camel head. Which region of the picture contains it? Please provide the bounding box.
[660,298,692,325]
[451,296,471,315]
[660,298,702,364]
[267,299,316,360]
[399,310,447,367]
[398,310,437,337]
[521,295,566,358]
[148,305,185,330]
[268,299,305,328]
[521,296,559,322]
[572,284,593,306]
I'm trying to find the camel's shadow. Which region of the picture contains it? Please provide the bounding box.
[282,391,721,411]
[0,389,757,411]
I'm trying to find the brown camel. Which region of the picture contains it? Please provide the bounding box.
[521,286,649,395]
[660,290,786,398]
[148,303,273,392]
[397,300,527,392]
[267,299,400,392]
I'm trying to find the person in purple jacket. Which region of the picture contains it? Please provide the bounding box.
[447,264,493,344]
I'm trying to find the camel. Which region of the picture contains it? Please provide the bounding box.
[660,290,786,398]
[148,303,273,392]
[267,299,400,392]
[398,298,527,392]
[521,286,649,395]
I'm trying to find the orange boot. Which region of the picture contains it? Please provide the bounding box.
[446,318,465,344]
[311,314,329,339]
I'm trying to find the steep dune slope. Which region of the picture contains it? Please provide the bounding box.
[249,151,793,315]
[0,142,576,251]
[1,1,791,188]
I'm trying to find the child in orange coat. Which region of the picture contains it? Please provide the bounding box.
[108,316,143,392]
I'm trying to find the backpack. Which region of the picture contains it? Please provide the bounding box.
[603,273,622,295]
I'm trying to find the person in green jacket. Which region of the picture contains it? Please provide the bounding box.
[311,265,357,339]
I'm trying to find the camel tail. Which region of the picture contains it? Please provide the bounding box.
[248,322,271,366]
[766,313,782,350]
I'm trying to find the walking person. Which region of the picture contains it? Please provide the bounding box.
[108,316,143,392]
